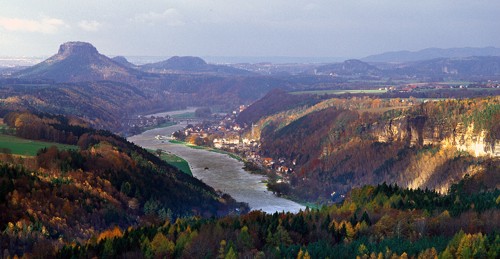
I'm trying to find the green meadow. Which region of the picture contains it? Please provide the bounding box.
[148,148,193,176]
[0,134,78,156]
[160,152,193,176]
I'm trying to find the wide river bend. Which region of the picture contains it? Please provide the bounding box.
[127,118,304,214]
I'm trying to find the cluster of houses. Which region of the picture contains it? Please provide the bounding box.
[171,106,295,182]
[486,80,500,88]
[124,115,171,130]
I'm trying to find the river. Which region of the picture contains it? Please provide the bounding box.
[127,111,305,214]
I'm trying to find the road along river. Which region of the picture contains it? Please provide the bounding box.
[127,121,305,214]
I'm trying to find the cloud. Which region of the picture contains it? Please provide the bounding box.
[132,8,185,26]
[78,20,101,32]
[0,17,66,34]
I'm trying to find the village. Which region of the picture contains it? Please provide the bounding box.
[123,114,173,135]
[170,105,295,184]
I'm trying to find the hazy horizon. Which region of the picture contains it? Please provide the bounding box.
[1,45,500,67]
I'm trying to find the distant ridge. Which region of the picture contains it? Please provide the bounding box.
[112,55,138,69]
[363,47,500,63]
[315,59,380,75]
[15,41,143,83]
[141,56,253,75]
[396,56,500,77]
[142,56,207,71]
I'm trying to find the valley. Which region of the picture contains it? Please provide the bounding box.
[0,41,498,258]
[127,112,305,214]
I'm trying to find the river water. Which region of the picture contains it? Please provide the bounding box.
[127,114,305,214]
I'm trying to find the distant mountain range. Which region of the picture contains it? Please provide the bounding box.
[394,56,500,78]
[313,56,500,79]
[0,42,295,132]
[3,41,500,134]
[362,47,500,63]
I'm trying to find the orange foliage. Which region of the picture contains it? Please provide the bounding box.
[97,226,123,242]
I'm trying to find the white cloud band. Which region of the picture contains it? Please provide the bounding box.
[0,17,66,34]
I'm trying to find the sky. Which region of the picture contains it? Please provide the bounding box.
[0,0,499,61]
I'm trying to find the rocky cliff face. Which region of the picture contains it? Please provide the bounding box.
[443,123,500,157]
[57,42,99,57]
[375,116,499,157]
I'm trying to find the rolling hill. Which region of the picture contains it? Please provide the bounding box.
[141,56,253,75]
[315,59,380,76]
[111,56,139,69]
[0,79,175,132]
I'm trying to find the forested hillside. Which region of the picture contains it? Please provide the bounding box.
[244,94,500,202]
[0,111,247,256]
[0,80,179,132]
[56,176,500,258]
[236,89,324,125]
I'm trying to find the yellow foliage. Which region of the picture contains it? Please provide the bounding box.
[344,221,356,240]
[417,247,438,259]
[297,249,304,259]
[97,226,123,242]
[218,239,227,259]
[151,232,174,256]
[358,244,368,255]
[355,221,369,235]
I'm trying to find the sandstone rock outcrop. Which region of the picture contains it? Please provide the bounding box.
[375,116,498,157]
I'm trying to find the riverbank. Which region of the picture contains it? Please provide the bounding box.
[127,120,305,213]
[168,139,242,161]
[168,139,322,209]
[141,121,177,132]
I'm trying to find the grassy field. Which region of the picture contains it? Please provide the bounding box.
[148,148,192,176]
[291,89,387,95]
[0,134,78,156]
[160,152,193,176]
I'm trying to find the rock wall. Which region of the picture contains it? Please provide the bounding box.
[442,122,500,157]
[375,116,499,157]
